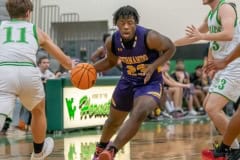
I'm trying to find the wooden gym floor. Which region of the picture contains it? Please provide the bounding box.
[0,116,221,160]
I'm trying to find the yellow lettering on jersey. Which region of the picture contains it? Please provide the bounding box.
[119,54,149,65]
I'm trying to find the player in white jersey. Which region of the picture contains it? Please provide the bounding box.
[175,0,240,158]
[205,43,240,159]
[0,0,73,159]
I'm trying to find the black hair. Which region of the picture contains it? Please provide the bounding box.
[113,5,139,25]
[102,33,111,43]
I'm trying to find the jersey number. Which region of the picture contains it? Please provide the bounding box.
[212,41,220,51]
[217,79,226,90]
[126,64,146,76]
[3,27,28,44]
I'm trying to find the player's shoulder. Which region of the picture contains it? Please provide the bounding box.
[219,2,236,12]
[145,29,162,41]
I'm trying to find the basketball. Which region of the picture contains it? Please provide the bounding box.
[70,63,97,89]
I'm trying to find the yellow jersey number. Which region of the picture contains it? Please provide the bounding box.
[126,64,146,76]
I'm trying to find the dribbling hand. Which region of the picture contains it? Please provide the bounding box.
[71,59,79,69]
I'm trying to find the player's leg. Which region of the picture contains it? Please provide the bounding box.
[203,93,240,159]
[19,67,53,159]
[223,108,240,147]
[92,106,128,159]
[0,67,18,133]
[0,92,16,134]
[202,74,240,159]
[98,82,161,160]
[111,95,157,149]
[0,114,7,134]
[30,99,46,145]
[92,78,130,159]
[204,75,240,149]
[205,93,229,135]
[100,107,128,143]
[212,108,240,159]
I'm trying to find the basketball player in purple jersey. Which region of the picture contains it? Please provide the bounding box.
[92,5,175,160]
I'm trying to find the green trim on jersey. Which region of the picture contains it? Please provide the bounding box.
[215,0,238,27]
[0,62,35,67]
[33,24,39,45]
[208,0,224,20]
[215,0,225,25]
[208,7,217,20]
[232,4,238,27]
[10,18,27,23]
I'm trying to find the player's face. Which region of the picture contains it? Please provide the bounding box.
[202,0,215,5]
[116,16,137,41]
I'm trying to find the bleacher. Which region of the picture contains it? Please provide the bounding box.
[0,0,9,21]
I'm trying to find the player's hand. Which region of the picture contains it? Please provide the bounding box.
[204,59,227,74]
[71,59,78,69]
[144,64,155,84]
[185,25,203,41]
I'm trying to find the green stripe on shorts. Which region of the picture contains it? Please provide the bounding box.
[0,62,35,67]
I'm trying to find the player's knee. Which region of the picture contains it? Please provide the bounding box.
[131,109,149,123]
[31,99,45,116]
[204,103,216,115]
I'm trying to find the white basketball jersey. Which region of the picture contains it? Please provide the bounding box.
[0,20,38,65]
[207,0,240,77]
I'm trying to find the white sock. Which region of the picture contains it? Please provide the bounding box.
[230,139,239,149]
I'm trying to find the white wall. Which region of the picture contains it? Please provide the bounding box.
[40,0,240,41]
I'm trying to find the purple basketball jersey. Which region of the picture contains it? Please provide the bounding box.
[112,25,163,85]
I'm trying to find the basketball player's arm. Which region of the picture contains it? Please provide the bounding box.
[144,30,175,84]
[93,37,118,72]
[206,43,240,72]
[90,47,105,63]
[37,28,72,70]
[187,4,236,41]
[174,17,209,46]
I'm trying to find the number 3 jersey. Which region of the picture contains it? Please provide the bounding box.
[207,0,240,77]
[112,25,162,85]
[0,20,38,65]
[207,0,240,101]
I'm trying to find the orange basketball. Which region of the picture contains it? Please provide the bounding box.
[70,63,97,89]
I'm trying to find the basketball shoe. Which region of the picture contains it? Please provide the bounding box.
[201,142,240,160]
[201,141,227,160]
[31,137,54,160]
[98,147,116,160]
[92,142,112,160]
